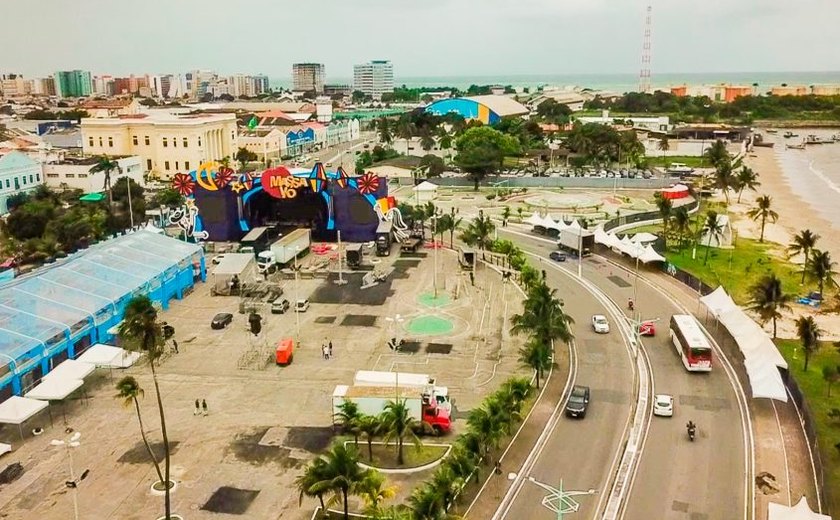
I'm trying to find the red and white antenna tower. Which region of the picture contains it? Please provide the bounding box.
[639,5,652,93]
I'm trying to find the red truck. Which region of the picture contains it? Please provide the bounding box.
[332,384,452,434]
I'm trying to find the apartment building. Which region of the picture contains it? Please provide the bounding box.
[0,151,43,215]
[292,63,325,93]
[353,60,394,100]
[81,113,237,180]
[55,70,93,97]
[43,155,143,193]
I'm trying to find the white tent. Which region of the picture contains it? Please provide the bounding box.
[213,253,256,277]
[744,355,788,400]
[768,497,831,520]
[25,377,84,401]
[413,181,438,202]
[594,227,611,246]
[76,344,141,368]
[0,396,48,425]
[605,232,623,250]
[631,232,659,244]
[699,286,736,316]
[43,359,95,382]
[567,219,581,230]
[524,213,544,227]
[144,223,164,234]
[638,244,666,263]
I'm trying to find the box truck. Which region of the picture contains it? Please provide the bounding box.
[332,384,452,434]
[256,229,311,273]
[375,221,394,256]
[557,228,595,257]
[352,371,450,409]
[345,243,364,269]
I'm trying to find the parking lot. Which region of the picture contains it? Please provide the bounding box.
[0,244,526,519]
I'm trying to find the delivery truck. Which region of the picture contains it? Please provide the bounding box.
[332,384,452,434]
[557,227,595,257]
[375,221,394,256]
[345,243,364,269]
[240,226,277,256]
[457,246,475,270]
[257,229,311,273]
[352,370,450,409]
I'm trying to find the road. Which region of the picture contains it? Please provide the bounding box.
[494,238,637,519]
[502,228,747,519]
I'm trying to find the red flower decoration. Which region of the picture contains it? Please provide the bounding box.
[172,173,196,196]
[214,167,234,188]
[357,173,380,195]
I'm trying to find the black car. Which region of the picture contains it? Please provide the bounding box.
[565,385,590,418]
[549,251,567,262]
[211,312,233,330]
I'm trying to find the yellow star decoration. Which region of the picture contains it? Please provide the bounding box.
[230,181,246,193]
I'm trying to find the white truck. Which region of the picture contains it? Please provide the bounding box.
[557,227,595,257]
[332,384,452,434]
[257,228,311,273]
[352,370,450,410]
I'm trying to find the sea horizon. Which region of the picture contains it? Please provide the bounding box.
[270,70,840,93]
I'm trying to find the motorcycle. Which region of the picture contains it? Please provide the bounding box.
[628,299,635,311]
[686,421,696,442]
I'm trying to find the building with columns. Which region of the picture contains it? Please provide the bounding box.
[81,113,237,180]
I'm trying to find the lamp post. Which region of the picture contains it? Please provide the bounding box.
[429,214,440,298]
[50,432,84,520]
[293,246,301,344]
[126,176,134,229]
[385,314,405,350]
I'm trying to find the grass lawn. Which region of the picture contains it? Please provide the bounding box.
[776,339,840,512]
[358,442,449,469]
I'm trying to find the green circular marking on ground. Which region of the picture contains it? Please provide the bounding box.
[407,315,454,336]
[418,292,451,308]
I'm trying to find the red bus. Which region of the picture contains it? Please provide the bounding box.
[669,314,712,372]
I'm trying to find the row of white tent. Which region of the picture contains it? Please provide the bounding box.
[524,213,583,232]
[593,227,667,264]
[0,345,141,438]
[700,287,788,401]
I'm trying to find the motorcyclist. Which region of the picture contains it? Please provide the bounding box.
[628,298,635,311]
[686,420,696,438]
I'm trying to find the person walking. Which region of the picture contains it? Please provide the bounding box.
[172,339,179,354]
[328,341,333,359]
[194,399,200,416]
[321,344,328,360]
[202,399,208,416]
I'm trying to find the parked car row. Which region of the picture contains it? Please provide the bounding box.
[209,299,310,329]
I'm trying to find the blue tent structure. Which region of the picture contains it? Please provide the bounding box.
[0,231,205,401]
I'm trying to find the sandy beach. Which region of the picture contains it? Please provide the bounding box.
[727,147,840,339]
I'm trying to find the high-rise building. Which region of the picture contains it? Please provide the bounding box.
[54,70,92,98]
[32,77,56,96]
[0,74,30,98]
[353,60,394,100]
[252,74,270,95]
[292,63,325,93]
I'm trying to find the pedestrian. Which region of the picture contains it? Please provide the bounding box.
[328,341,333,359]
[469,271,475,286]
[194,399,200,416]
[322,344,328,359]
[172,339,179,354]
[202,399,208,416]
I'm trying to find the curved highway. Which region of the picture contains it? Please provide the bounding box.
[503,228,748,519]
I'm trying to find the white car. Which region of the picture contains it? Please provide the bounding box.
[653,394,674,417]
[294,299,310,313]
[591,314,610,334]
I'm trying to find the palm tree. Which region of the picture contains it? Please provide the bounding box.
[655,194,673,249]
[465,406,503,464]
[114,376,165,488]
[516,207,524,222]
[748,274,792,338]
[746,195,778,243]
[511,281,575,347]
[118,295,173,518]
[311,443,372,520]
[703,139,730,169]
[356,414,382,461]
[671,206,691,251]
[396,119,413,154]
[429,465,465,512]
[378,118,393,146]
[459,213,495,251]
[419,130,436,152]
[357,471,396,516]
[735,166,761,203]
[408,484,446,520]
[518,337,552,388]
[89,155,122,208]
[371,505,414,520]
[795,315,823,372]
[334,400,362,447]
[714,158,737,205]
[822,365,839,397]
[501,206,511,226]
[381,399,421,465]
[657,137,670,165]
[442,444,479,485]
[448,215,463,249]
[295,458,330,512]
[701,211,723,265]
[788,229,820,285]
[808,249,837,299]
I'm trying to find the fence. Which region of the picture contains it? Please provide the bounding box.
[422,176,676,190]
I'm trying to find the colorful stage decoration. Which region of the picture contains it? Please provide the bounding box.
[168,199,209,241]
[169,161,390,234]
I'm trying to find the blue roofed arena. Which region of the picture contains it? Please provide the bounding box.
[424,94,529,124]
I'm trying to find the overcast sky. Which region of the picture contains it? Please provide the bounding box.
[3,0,839,79]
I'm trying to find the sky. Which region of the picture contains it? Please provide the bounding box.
[3,0,839,79]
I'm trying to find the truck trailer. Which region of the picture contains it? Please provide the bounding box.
[352,370,450,409]
[375,221,394,256]
[345,243,364,269]
[256,228,311,273]
[332,384,452,434]
[557,228,595,257]
[240,226,277,256]
[457,247,475,270]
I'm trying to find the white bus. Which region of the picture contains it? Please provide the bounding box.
[669,314,712,372]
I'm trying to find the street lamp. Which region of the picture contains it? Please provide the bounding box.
[50,431,86,520]
[385,314,405,350]
[429,214,440,298]
[293,246,302,344]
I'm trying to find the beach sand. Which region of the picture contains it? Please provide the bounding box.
[726,147,840,339]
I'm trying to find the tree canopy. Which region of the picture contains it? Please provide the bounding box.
[454,127,520,189]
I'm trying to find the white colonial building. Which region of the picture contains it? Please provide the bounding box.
[0,151,44,214]
[43,155,144,193]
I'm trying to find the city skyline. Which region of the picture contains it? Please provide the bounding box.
[3,0,840,79]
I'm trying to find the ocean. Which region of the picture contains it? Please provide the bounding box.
[270,71,840,93]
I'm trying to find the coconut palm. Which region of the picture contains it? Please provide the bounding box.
[89,155,122,208]
[703,139,730,169]
[501,206,511,226]
[714,158,737,205]
[357,471,397,515]
[511,280,575,347]
[378,118,393,145]
[118,295,172,519]
[371,505,414,520]
[671,206,692,251]
[295,457,330,511]
[442,444,479,484]
[746,195,778,243]
[419,130,436,152]
[808,249,837,299]
[311,443,372,520]
[701,210,723,265]
[408,484,447,520]
[518,337,552,388]
[822,365,840,397]
[114,376,165,488]
[655,194,673,249]
[334,400,362,447]
[788,229,820,285]
[465,407,503,464]
[748,274,792,338]
[396,119,414,154]
[448,216,463,249]
[499,377,533,409]
[356,414,382,461]
[429,465,465,512]
[657,137,670,165]
[381,399,421,465]
[795,315,823,372]
[459,213,495,251]
[735,166,761,203]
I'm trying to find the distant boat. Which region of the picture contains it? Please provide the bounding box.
[832,134,840,142]
[784,131,799,138]
[754,141,775,148]
[786,142,806,150]
[766,129,778,134]
[804,134,833,145]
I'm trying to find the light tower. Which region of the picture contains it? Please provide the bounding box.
[639,5,653,93]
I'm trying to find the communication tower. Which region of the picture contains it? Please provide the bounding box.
[639,5,653,93]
